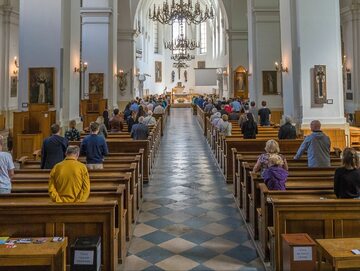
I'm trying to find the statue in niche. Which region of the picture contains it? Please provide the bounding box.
[37,74,47,103]
[137,73,151,98]
[184,70,188,82]
[313,65,327,104]
[171,71,175,83]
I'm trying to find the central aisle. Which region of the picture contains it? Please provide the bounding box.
[124,108,264,271]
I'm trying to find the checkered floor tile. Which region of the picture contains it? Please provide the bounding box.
[122,108,265,271]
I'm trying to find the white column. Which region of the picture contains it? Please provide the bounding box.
[247,0,282,109]
[280,0,346,127]
[341,2,360,114]
[61,0,81,126]
[0,1,19,128]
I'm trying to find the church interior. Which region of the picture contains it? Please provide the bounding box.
[1,0,360,270]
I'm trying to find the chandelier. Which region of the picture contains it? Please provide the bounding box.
[171,52,195,61]
[173,61,189,69]
[165,33,200,51]
[149,0,214,25]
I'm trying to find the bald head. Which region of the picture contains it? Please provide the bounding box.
[310,120,321,132]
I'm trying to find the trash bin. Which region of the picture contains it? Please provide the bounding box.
[70,236,101,271]
[282,233,316,271]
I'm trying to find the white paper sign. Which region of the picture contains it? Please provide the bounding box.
[74,250,94,265]
[293,246,313,261]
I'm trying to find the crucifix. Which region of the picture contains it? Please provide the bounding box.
[173,61,189,81]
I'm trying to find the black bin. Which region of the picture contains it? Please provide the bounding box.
[70,236,101,271]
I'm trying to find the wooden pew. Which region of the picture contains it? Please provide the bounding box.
[269,199,360,271]
[257,184,336,261]
[0,187,128,264]
[0,199,118,271]
[225,139,304,182]
[13,170,135,239]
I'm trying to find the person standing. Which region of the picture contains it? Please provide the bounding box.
[131,117,149,140]
[41,124,68,169]
[249,101,258,120]
[231,99,241,113]
[109,108,124,132]
[241,113,258,139]
[258,101,271,126]
[294,120,331,167]
[278,116,297,139]
[49,145,90,203]
[334,148,360,199]
[80,122,109,170]
[0,135,15,194]
[65,120,80,141]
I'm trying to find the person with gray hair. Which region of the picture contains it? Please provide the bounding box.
[278,115,297,139]
[131,116,149,140]
[294,120,331,167]
[143,110,156,126]
[49,145,90,202]
[0,135,15,194]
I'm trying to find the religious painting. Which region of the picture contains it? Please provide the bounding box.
[155,61,162,83]
[10,76,18,97]
[89,73,104,95]
[313,65,327,104]
[347,72,351,90]
[28,67,54,105]
[262,71,278,95]
[235,72,246,93]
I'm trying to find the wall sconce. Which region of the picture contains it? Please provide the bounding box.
[275,61,288,73]
[74,60,88,73]
[115,69,129,92]
[13,56,19,75]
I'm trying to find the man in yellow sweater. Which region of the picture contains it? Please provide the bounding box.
[49,145,90,203]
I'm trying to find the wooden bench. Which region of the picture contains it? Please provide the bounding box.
[269,199,360,271]
[0,199,119,271]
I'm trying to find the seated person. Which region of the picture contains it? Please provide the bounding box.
[0,135,14,194]
[131,116,149,140]
[334,147,360,199]
[219,114,232,136]
[143,111,157,126]
[263,154,288,190]
[65,120,80,141]
[80,122,109,170]
[96,116,108,138]
[229,108,240,121]
[241,113,258,139]
[154,104,165,114]
[48,145,90,203]
[253,139,288,176]
[109,108,124,132]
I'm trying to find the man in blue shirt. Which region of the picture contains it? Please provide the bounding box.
[80,122,109,169]
[131,117,149,140]
[294,120,331,167]
[231,99,241,112]
[130,100,139,113]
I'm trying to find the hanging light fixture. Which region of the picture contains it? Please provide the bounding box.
[171,52,195,61]
[165,33,200,51]
[149,0,214,25]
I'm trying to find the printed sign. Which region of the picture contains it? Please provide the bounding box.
[293,246,313,261]
[74,250,94,265]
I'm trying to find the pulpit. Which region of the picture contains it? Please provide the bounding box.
[13,104,56,159]
[81,94,107,128]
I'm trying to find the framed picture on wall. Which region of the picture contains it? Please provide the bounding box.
[10,76,18,97]
[347,72,351,90]
[89,73,104,95]
[155,61,162,83]
[262,71,278,95]
[313,65,327,104]
[28,67,55,105]
[346,92,353,100]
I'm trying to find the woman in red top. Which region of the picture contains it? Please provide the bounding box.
[224,103,232,114]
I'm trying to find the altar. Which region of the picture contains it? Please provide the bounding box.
[171,86,197,108]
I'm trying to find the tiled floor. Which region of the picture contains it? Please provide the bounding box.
[123,108,264,271]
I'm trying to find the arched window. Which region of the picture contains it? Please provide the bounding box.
[200,22,207,54]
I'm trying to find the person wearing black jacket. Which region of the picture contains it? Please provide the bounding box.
[334,147,360,199]
[41,124,68,169]
[278,115,297,139]
[241,113,258,139]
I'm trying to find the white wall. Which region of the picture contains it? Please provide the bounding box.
[19,0,62,110]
